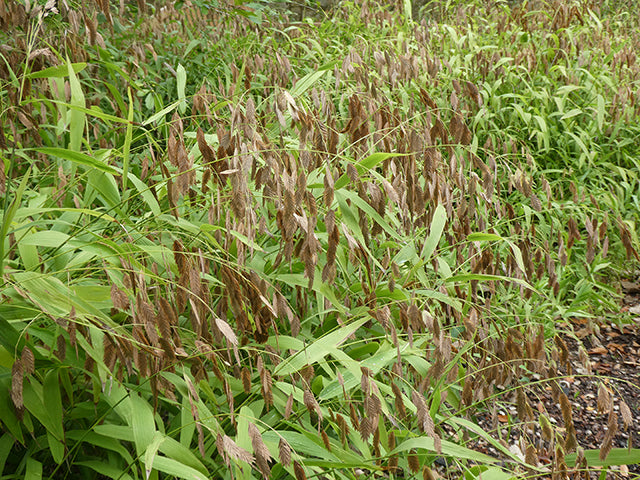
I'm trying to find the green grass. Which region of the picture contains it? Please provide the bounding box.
[0,0,639,479]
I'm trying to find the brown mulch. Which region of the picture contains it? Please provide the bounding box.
[460,280,640,479]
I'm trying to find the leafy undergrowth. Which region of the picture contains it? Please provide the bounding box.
[0,0,639,479]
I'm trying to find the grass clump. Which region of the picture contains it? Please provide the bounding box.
[0,0,639,479]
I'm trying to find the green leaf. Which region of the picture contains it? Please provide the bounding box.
[33,148,118,174]
[152,456,208,480]
[467,233,503,242]
[0,317,22,360]
[391,436,497,463]
[67,430,135,464]
[128,172,162,217]
[22,377,63,440]
[357,152,405,173]
[43,370,65,461]
[75,461,135,480]
[10,271,110,319]
[158,436,208,476]
[445,273,535,292]
[0,377,24,442]
[184,39,201,57]
[142,100,182,126]
[533,115,548,133]
[177,64,187,114]
[565,448,640,467]
[274,317,368,376]
[263,431,335,460]
[67,57,86,152]
[319,342,398,400]
[14,206,118,223]
[92,424,135,443]
[403,0,413,21]
[505,239,527,276]
[20,230,71,248]
[144,432,165,480]
[334,188,400,240]
[16,230,39,270]
[122,87,134,189]
[420,204,447,262]
[596,94,605,131]
[560,108,582,121]
[88,170,122,211]
[448,417,545,471]
[464,465,516,480]
[291,69,329,97]
[179,396,195,448]
[47,431,65,465]
[48,99,131,124]
[1,166,31,269]
[0,433,15,474]
[131,392,156,457]
[25,63,87,79]
[25,457,43,480]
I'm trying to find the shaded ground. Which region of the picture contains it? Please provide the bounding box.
[463,280,640,479]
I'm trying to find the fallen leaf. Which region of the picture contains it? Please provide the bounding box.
[575,328,590,339]
[621,280,640,293]
[588,346,608,355]
[606,342,625,354]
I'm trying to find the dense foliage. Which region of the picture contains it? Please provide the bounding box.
[0,0,639,478]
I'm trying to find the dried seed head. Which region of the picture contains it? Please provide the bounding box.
[423,466,436,480]
[10,358,24,413]
[110,283,130,311]
[137,303,158,348]
[248,422,271,479]
[278,438,291,466]
[597,383,612,415]
[620,401,632,430]
[55,334,66,361]
[408,449,420,472]
[21,346,34,376]
[223,433,254,465]
[303,389,321,422]
[103,334,116,371]
[525,443,537,466]
[462,376,473,407]
[336,413,349,445]
[241,367,252,394]
[391,381,407,420]
[360,367,371,395]
[293,460,307,480]
[284,393,294,420]
[599,411,618,461]
[539,413,554,442]
[156,297,175,340]
[197,127,215,167]
[516,388,533,422]
[559,393,577,452]
[349,402,360,430]
[320,429,331,451]
[365,392,382,420]
[323,166,334,207]
[259,360,273,409]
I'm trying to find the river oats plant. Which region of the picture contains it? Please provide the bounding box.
[0,0,639,479]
